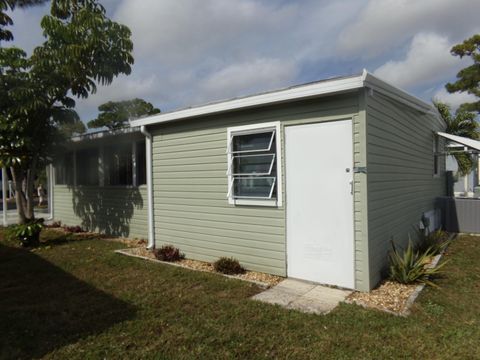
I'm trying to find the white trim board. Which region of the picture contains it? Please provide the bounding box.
[131,70,436,128]
[72,127,141,142]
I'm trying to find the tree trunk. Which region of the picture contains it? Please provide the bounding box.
[25,155,38,220]
[10,167,28,224]
[10,161,37,224]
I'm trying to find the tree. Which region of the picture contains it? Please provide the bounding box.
[434,101,479,176]
[0,0,134,223]
[446,34,480,113]
[59,117,87,137]
[87,98,160,130]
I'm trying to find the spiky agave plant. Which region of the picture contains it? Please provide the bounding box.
[389,239,447,287]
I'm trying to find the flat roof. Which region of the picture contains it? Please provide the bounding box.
[71,126,141,142]
[130,70,437,128]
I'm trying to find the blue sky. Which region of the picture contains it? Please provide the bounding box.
[7,0,480,123]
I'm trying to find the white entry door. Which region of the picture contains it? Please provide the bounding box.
[285,120,354,289]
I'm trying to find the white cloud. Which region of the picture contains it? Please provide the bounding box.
[373,33,467,90]
[114,0,294,66]
[6,0,479,122]
[337,0,480,58]
[195,58,298,104]
[105,0,362,113]
[433,87,477,111]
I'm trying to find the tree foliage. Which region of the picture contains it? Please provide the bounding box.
[446,34,480,113]
[434,101,479,176]
[88,98,160,130]
[0,0,134,222]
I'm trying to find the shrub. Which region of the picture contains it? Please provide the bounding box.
[45,221,62,228]
[213,257,245,275]
[416,229,451,255]
[153,245,185,262]
[389,240,446,287]
[7,220,44,247]
[63,225,84,233]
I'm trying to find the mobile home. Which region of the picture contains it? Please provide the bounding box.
[54,71,448,291]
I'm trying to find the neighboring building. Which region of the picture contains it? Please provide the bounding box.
[53,128,148,239]
[446,152,480,197]
[53,71,448,291]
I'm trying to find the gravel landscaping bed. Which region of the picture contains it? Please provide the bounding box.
[347,249,447,315]
[119,246,283,287]
[346,281,418,314]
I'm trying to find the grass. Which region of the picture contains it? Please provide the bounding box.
[0,229,479,359]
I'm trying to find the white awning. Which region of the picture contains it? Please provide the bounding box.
[437,132,480,152]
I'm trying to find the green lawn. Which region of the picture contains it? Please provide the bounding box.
[1,229,479,359]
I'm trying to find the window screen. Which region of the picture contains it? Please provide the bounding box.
[104,143,133,186]
[228,129,277,200]
[231,131,275,153]
[136,140,146,186]
[76,148,99,186]
[55,152,74,185]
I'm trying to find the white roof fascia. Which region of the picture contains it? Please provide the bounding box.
[71,126,141,142]
[130,70,440,128]
[437,132,480,152]
[130,75,364,127]
[363,72,435,114]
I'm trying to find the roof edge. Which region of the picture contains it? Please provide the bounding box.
[437,132,480,152]
[130,74,364,127]
[71,126,141,142]
[130,70,439,128]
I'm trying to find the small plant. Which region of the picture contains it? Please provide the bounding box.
[153,245,185,262]
[45,221,62,228]
[416,229,451,255]
[63,225,84,233]
[10,220,44,247]
[389,240,446,287]
[213,257,245,275]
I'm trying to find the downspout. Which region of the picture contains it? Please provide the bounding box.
[140,125,155,249]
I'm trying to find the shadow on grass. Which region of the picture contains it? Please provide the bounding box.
[0,243,136,359]
[39,229,110,248]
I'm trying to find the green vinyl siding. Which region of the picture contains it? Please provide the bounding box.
[151,93,367,280]
[366,91,446,288]
[53,185,148,239]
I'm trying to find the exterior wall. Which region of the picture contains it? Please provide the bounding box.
[365,90,446,288]
[52,131,149,240]
[439,196,480,233]
[150,93,369,288]
[53,185,148,239]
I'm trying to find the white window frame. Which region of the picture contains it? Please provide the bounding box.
[226,121,282,207]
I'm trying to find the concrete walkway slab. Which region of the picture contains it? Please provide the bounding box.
[252,279,352,314]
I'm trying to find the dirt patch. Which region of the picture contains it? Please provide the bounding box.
[120,247,283,287]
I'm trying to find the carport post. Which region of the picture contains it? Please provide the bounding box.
[2,168,7,226]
